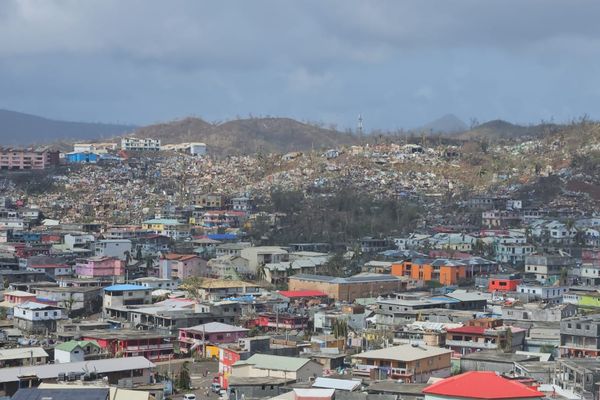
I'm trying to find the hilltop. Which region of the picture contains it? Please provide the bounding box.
[457,119,563,140]
[0,109,135,146]
[132,116,357,155]
[416,114,468,134]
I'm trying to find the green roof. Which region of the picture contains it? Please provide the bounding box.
[241,354,311,372]
[55,340,100,352]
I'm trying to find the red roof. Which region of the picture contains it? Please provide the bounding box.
[278,290,328,298]
[422,371,543,399]
[446,326,487,335]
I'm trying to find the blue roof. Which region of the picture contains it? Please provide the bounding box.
[104,284,147,292]
[431,296,459,303]
[208,233,237,240]
[143,218,182,225]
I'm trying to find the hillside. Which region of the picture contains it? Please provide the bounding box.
[0,109,135,146]
[457,119,563,140]
[132,116,357,155]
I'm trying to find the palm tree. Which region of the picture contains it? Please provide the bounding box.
[124,250,132,266]
[332,319,348,340]
[135,246,143,261]
[256,264,267,282]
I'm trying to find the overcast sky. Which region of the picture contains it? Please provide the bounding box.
[1,0,599,130]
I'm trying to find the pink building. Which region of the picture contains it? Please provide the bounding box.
[76,256,124,278]
[159,253,206,279]
[179,322,249,353]
[0,148,59,170]
[2,290,36,305]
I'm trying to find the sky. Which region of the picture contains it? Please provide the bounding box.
[1,0,600,131]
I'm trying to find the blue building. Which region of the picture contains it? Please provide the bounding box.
[66,152,99,163]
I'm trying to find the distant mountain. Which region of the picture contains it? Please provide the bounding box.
[0,109,135,146]
[416,114,468,134]
[132,116,357,155]
[457,119,563,140]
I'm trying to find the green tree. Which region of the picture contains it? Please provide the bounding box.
[124,250,132,266]
[181,277,205,301]
[332,319,348,340]
[323,253,346,277]
[256,264,267,282]
[539,344,555,354]
[503,328,513,352]
[135,246,143,261]
[177,361,191,390]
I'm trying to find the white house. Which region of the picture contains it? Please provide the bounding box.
[54,340,101,363]
[64,233,95,250]
[121,137,161,151]
[13,302,65,334]
[189,142,207,155]
[515,282,568,301]
[93,239,132,260]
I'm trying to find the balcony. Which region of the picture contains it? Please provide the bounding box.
[125,343,173,351]
[352,364,412,378]
[445,340,498,349]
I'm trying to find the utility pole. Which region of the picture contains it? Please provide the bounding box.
[202,324,206,359]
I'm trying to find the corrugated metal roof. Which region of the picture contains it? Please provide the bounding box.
[312,377,361,391]
[0,347,48,361]
[103,284,147,292]
[351,344,451,362]
[0,356,155,383]
[12,388,109,400]
[241,354,312,372]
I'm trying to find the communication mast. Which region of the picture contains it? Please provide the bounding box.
[357,114,364,136]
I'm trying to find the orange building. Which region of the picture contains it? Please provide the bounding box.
[392,258,466,286]
[488,274,521,292]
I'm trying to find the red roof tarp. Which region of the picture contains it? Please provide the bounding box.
[422,371,543,399]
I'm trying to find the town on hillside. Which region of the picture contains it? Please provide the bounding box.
[2,1,600,399]
[0,127,598,400]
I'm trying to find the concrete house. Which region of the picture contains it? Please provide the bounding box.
[33,286,102,316]
[102,284,151,317]
[54,340,102,363]
[75,256,124,278]
[240,246,289,275]
[560,314,600,357]
[159,253,206,279]
[351,344,452,383]
[13,301,65,333]
[179,322,249,353]
[0,347,48,367]
[231,353,323,383]
[93,239,132,260]
[525,255,574,284]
